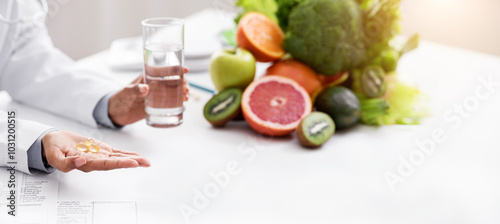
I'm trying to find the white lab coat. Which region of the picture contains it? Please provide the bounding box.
[0,0,121,173]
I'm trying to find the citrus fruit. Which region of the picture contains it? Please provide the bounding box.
[237,12,285,62]
[242,76,312,136]
[318,72,349,86]
[265,59,322,96]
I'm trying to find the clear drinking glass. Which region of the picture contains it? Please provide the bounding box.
[142,18,185,127]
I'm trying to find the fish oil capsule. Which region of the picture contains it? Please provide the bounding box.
[85,138,94,146]
[88,144,100,153]
[76,142,89,152]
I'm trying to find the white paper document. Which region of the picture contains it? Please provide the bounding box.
[57,201,138,224]
[0,170,59,224]
[0,167,145,224]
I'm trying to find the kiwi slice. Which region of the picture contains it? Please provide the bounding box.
[296,112,335,148]
[203,88,242,127]
[360,66,386,98]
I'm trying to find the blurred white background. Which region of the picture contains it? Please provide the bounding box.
[45,0,500,60]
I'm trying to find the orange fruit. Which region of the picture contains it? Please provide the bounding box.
[265,59,322,96]
[318,72,349,86]
[312,72,350,103]
[242,76,312,136]
[237,12,285,62]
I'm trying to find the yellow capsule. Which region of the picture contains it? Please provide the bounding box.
[85,138,94,146]
[89,144,100,153]
[76,143,89,152]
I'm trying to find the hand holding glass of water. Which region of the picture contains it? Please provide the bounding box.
[142,18,185,127]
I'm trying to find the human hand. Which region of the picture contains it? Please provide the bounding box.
[42,131,150,173]
[108,67,190,126]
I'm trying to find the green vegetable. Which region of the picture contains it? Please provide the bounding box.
[359,0,402,63]
[234,0,278,24]
[283,0,366,75]
[399,33,420,55]
[381,49,399,72]
[275,0,304,31]
[237,0,303,31]
[359,74,429,125]
[367,34,420,72]
[220,28,237,47]
[382,76,429,124]
[359,98,389,125]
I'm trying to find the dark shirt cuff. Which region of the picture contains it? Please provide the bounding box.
[92,92,122,129]
[27,128,57,173]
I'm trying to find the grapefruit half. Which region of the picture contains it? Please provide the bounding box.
[242,76,312,136]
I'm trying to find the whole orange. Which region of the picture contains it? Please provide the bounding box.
[265,59,322,96]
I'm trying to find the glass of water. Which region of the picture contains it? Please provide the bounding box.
[142,18,185,127]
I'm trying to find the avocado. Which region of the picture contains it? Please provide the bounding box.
[315,86,361,129]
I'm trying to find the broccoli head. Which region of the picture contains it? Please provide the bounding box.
[283,0,366,75]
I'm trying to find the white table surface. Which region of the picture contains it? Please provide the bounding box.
[3,39,500,223]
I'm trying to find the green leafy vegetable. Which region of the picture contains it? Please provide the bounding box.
[355,68,429,126]
[234,0,278,24]
[220,28,237,47]
[399,33,420,55]
[359,74,429,125]
[275,0,304,31]
[382,76,429,124]
[359,97,390,125]
[359,0,402,63]
[369,34,420,72]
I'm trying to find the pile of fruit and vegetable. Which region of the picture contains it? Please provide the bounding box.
[204,0,429,147]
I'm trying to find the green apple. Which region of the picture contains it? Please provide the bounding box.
[210,48,256,91]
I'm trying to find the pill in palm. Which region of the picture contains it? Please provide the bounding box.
[85,138,94,146]
[89,144,100,153]
[76,142,89,152]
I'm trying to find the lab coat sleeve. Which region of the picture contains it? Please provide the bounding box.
[0,26,122,127]
[0,110,53,174]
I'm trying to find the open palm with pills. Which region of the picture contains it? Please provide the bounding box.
[42,131,151,173]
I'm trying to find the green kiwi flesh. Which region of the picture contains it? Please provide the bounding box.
[296,112,335,147]
[203,88,242,127]
[361,66,386,98]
